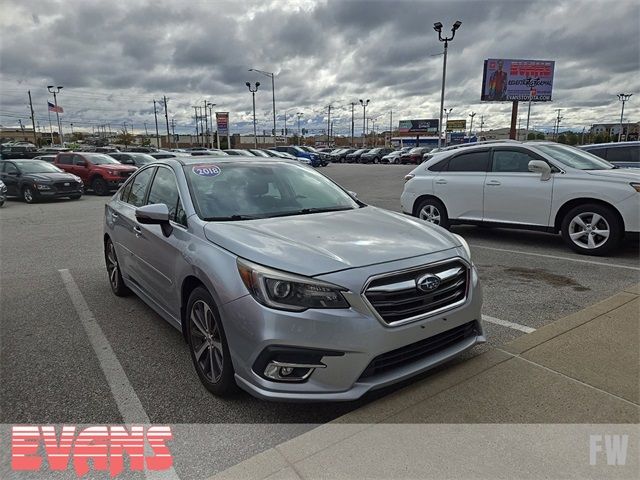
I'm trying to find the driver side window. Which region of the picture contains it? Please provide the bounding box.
[492,150,538,173]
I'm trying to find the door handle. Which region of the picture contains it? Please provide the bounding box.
[110,211,119,219]
[486,180,501,186]
[133,226,142,237]
[435,179,447,184]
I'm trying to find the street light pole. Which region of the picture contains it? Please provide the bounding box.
[359,99,369,147]
[296,112,303,145]
[246,82,260,148]
[207,102,216,148]
[468,112,476,139]
[47,85,64,145]
[443,107,452,146]
[617,93,632,142]
[153,99,160,149]
[433,20,462,149]
[249,69,276,146]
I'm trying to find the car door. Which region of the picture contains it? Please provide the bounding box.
[111,167,157,290]
[55,153,74,174]
[433,149,490,220]
[129,166,188,317]
[483,147,554,226]
[1,161,20,195]
[72,154,90,181]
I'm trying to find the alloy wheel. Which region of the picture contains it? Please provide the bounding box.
[106,241,120,290]
[190,300,224,383]
[568,212,610,249]
[23,187,33,203]
[419,205,441,225]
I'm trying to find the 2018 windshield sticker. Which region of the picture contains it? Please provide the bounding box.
[192,165,221,177]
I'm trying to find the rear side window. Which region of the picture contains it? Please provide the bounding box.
[57,154,73,165]
[586,148,607,160]
[428,159,449,171]
[123,167,155,207]
[447,151,490,172]
[607,146,638,163]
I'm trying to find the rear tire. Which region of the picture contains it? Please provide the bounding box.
[69,194,81,200]
[415,198,449,229]
[561,203,622,256]
[105,238,131,296]
[92,177,109,196]
[186,287,237,396]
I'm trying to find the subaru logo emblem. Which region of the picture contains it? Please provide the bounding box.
[416,274,441,293]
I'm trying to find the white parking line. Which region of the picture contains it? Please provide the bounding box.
[59,269,179,480]
[470,244,640,271]
[482,314,536,334]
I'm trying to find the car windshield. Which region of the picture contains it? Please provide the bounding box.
[86,154,120,165]
[131,153,155,164]
[185,162,360,221]
[14,160,63,173]
[535,144,614,170]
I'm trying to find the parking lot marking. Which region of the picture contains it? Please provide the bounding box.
[59,269,180,479]
[482,314,536,334]
[470,245,640,271]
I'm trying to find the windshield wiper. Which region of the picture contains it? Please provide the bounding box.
[204,214,261,221]
[266,206,355,218]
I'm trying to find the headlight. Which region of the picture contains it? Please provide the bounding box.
[453,233,471,259]
[35,183,51,190]
[73,175,83,183]
[237,259,349,311]
[630,183,640,193]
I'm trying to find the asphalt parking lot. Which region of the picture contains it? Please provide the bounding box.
[1,163,638,478]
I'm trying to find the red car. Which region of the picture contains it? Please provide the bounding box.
[400,147,432,164]
[54,152,137,195]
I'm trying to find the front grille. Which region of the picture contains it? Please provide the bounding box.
[359,321,479,379]
[364,260,469,325]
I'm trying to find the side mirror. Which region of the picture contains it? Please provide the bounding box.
[347,190,358,198]
[528,160,551,181]
[135,203,173,236]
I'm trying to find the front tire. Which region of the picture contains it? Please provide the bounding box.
[69,194,82,200]
[22,186,36,203]
[186,287,236,396]
[415,198,449,229]
[561,204,622,256]
[92,177,109,196]
[105,238,131,296]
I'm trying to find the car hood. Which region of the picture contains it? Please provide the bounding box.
[203,206,460,276]
[93,164,137,171]
[23,172,80,182]
[584,169,640,181]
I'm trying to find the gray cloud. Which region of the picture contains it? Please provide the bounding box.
[0,0,638,136]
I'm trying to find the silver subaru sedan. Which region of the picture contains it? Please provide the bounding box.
[103,156,484,401]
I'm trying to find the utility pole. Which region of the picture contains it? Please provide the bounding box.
[27,90,37,145]
[326,104,331,147]
[163,96,171,149]
[171,118,176,145]
[468,112,476,139]
[359,99,369,147]
[297,112,303,146]
[153,99,160,148]
[479,115,485,136]
[207,102,216,148]
[203,101,209,148]
[388,109,393,147]
[144,121,148,136]
[554,109,562,140]
[193,106,200,145]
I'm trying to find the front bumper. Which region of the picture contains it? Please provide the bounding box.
[35,185,83,198]
[220,258,484,401]
[616,193,640,232]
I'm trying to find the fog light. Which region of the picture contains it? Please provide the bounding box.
[279,366,294,376]
[263,360,326,382]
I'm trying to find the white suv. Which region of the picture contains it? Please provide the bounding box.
[401,142,640,255]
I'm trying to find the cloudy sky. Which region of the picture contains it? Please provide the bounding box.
[1,0,638,138]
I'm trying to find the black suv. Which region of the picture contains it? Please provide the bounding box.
[580,141,639,168]
[0,144,40,160]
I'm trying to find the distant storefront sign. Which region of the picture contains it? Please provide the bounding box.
[446,119,467,131]
[481,58,555,102]
[216,112,229,135]
[398,119,439,135]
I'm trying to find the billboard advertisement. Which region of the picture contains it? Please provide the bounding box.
[446,119,466,131]
[216,112,229,135]
[481,58,555,102]
[398,119,439,135]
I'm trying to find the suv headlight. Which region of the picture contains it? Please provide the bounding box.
[237,259,349,311]
[453,233,471,260]
[630,182,640,193]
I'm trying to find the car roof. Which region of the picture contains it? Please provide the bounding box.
[581,141,640,148]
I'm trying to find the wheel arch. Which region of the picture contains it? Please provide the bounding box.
[412,194,448,217]
[554,198,624,233]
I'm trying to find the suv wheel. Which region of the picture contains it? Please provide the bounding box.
[186,287,236,396]
[105,238,131,296]
[561,204,622,256]
[374,157,380,164]
[22,186,36,203]
[416,198,449,229]
[92,177,109,196]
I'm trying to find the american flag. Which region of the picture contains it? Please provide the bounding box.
[48,101,63,113]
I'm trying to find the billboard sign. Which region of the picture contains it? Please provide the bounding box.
[481,59,555,102]
[446,119,466,131]
[398,119,439,135]
[216,112,229,135]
